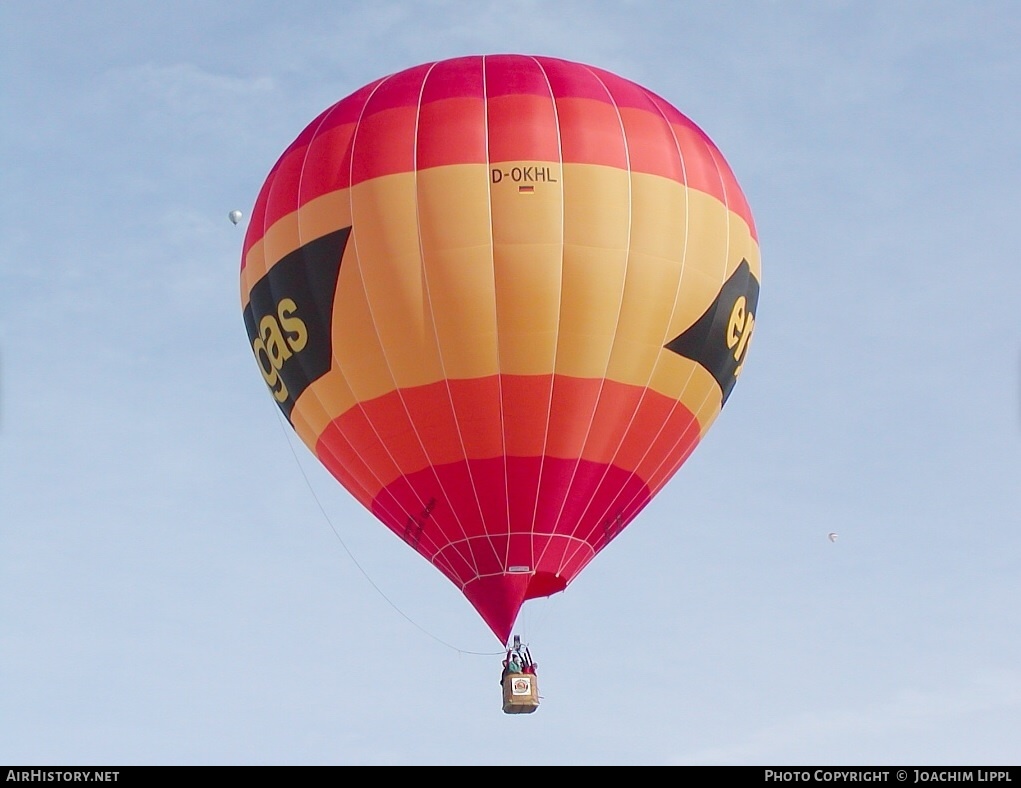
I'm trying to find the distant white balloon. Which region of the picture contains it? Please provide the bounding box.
[828,532,838,542]
[228,210,243,225]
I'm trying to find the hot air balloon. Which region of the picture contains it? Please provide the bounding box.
[240,55,760,645]
[229,210,243,225]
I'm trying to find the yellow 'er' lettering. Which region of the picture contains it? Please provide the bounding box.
[726,296,755,378]
[727,297,746,350]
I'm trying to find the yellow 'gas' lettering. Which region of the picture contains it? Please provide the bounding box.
[260,314,292,367]
[253,337,289,401]
[250,298,310,402]
[277,298,307,352]
[726,296,755,378]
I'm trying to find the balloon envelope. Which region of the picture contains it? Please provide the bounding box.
[229,210,243,225]
[240,55,760,642]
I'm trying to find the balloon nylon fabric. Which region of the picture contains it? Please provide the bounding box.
[240,54,760,643]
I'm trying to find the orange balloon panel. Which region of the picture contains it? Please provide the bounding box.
[240,55,760,643]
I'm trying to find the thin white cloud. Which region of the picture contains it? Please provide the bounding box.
[110,61,275,101]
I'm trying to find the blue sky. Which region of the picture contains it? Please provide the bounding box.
[2,0,1019,766]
